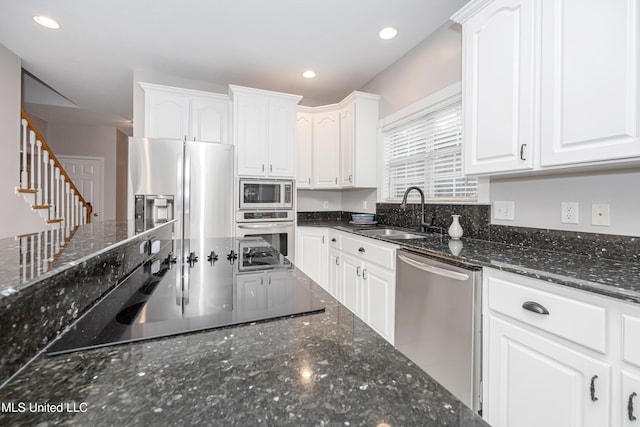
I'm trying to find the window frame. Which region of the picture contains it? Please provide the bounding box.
[377,83,488,204]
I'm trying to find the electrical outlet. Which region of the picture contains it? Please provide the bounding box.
[592,204,611,226]
[493,201,515,221]
[561,202,579,224]
[323,201,329,209]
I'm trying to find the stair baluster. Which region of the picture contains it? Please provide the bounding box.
[20,119,28,189]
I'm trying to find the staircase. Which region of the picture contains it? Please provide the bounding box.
[15,108,92,231]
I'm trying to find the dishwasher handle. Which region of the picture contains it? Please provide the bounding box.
[398,254,469,281]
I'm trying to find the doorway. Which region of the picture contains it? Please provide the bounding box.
[57,156,104,221]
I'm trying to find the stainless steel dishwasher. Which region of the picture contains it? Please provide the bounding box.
[395,248,482,412]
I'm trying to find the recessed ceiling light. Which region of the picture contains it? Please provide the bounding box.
[302,70,316,79]
[33,15,60,29]
[379,26,398,40]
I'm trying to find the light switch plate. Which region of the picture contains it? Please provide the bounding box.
[493,201,515,221]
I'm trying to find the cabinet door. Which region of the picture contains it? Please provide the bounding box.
[296,112,313,188]
[236,273,267,317]
[313,111,340,188]
[146,90,190,140]
[462,0,537,175]
[340,103,355,187]
[266,270,294,313]
[621,370,640,427]
[485,315,611,427]
[235,92,269,176]
[539,0,640,166]
[362,263,395,344]
[296,227,328,290]
[340,254,361,316]
[191,97,229,143]
[268,98,297,177]
[328,249,341,300]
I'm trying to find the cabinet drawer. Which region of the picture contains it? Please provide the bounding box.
[342,235,396,270]
[328,230,342,250]
[487,272,607,353]
[622,314,640,368]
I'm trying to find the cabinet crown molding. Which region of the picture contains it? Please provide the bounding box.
[138,81,229,101]
[228,84,302,104]
[450,0,496,23]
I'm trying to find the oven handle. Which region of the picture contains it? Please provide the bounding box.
[237,223,293,229]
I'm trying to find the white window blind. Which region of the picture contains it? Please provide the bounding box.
[383,97,477,201]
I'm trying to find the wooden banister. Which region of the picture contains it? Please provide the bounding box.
[20,108,93,224]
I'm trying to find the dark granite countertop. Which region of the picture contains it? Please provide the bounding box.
[0,266,488,427]
[0,219,177,299]
[298,221,640,305]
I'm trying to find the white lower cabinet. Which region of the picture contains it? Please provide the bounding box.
[295,227,328,290]
[236,270,293,316]
[297,227,397,344]
[483,268,640,427]
[487,315,611,427]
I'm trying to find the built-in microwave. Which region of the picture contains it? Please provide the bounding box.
[238,179,293,210]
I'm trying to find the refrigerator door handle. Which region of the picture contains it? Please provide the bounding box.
[183,145,191,241]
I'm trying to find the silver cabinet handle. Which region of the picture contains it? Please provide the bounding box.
[308,177,311,185]
[349,174,353,183]
[336,256,340,265]
[262,164,265,172]
[335,177,338,184]
[358,247,365,253]
[398,254,469,281]
[356,266,361,277]
[322,235,325,244]
[362,269,367,279]
[520,144,527,160]
[522,301,550,315]
[270,164,273,172]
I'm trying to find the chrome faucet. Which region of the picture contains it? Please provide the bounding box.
[400,186,428,233]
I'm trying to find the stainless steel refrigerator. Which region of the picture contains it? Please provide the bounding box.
[128,138,234,240]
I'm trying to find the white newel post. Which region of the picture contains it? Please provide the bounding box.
[36,140,42,205]
[74,195,78,228]
[21,119,28,189]
[43,151,49,207]
[29,130,36,190]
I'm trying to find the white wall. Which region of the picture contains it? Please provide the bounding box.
[360,22,463,118]
[132,69,228,137]
[0,43,47,239]
[491,168,640,236]
[46,124,117,221]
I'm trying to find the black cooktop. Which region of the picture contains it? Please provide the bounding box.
[47,237,324,356]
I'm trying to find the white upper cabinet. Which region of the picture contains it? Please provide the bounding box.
[141,82,229,143]
[313,109,341,188]
[455,0,537,175]
[539,0,640,166]
[340,92,380,188]
[452,0,640,176]
[230,85,301,178]
[296,91,380,189]
[296,111,313,188]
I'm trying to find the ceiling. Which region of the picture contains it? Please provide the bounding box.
[0,0,468,133]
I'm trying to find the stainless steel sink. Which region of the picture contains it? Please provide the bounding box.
[358,228,407,236]
[358,228,428,240]
[384,233,428,240]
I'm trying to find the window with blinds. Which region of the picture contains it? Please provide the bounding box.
[382,97,477,201]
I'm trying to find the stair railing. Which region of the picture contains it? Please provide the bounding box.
[18,108,92,226]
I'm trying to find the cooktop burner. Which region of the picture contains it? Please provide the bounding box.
[47,237,324,356]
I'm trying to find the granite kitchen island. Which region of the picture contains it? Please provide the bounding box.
[0,225,488,426]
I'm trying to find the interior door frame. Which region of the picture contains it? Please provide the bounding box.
[56,155,105,221]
